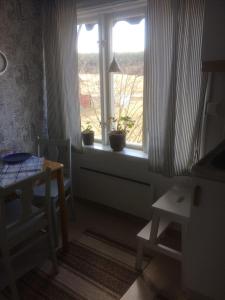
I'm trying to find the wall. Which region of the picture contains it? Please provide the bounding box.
[201,0,225,61]
[185,176,225,300]
[202,0,225,154]
[185,3,225,297]
[0,0,46,153]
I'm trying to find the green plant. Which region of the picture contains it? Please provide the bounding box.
[82,121,93,133]
[108,115,135,134]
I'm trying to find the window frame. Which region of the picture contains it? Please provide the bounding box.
[77,2,147,151]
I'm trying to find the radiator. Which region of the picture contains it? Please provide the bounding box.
[78,167,153,219]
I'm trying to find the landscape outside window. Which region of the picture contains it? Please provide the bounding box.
[78,15,145,147]
[78,23,102,140]
[112,18,144,146]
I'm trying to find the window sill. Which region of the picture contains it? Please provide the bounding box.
[83,143,148,160]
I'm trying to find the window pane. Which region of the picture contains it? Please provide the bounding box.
[78,23,102,140]
[112,18,145,146]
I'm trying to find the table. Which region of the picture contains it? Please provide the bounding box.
[43,160,69,252]
[0,156,69,252]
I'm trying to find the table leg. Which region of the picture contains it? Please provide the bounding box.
[57,169,69,252]
[136,238,144,271]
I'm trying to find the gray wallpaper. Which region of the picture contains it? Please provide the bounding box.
[0,0,46,153]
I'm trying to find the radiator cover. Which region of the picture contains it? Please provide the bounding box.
[78,167,153,219]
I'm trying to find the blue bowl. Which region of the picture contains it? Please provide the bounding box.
[2,152,32,164]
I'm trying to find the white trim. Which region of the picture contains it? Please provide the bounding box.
[106,16,114,143]
[200,73,212,158]
[126,142,143,151]
[78,3,146,150]
[99,15,107,145]
[83,143,148,159]
[143,7,148,154]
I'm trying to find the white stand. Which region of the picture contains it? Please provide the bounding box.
[136,185,192,276]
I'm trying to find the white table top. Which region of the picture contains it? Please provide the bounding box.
[152,185,192,222]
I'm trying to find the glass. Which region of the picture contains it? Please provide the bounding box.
[77,23,102,140]
[112,18,145,146]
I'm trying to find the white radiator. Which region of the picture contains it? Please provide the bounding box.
[78,167,153,219]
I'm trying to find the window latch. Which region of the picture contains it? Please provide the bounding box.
[97,40,106,47]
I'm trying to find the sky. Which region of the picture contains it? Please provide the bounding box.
[78,19,145,53]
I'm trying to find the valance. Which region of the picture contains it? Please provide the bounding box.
[83,15,143,31]
[77,0,144,10]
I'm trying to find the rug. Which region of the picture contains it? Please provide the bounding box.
[3,230,148,300]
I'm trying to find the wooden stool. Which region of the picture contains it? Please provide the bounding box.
[136,186,192,273]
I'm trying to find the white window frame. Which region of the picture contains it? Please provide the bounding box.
[77,1,147,151]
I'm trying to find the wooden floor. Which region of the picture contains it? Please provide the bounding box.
[121,256,188,300]
[69,199,189,300]
[69,198,148,250]
[0,199,188,300]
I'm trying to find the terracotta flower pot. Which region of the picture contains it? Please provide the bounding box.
[109,131,126,151]
[82,131,94,145]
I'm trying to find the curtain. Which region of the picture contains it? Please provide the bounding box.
[145,0,205,176]
[43,0,82,149]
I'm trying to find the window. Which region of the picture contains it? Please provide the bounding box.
[77,5,146,149]
[111,18,145,146]
[78,23,102,140]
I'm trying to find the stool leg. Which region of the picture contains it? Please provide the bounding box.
[150,214,160,246]
[69,186,76,221]
[181,223,188,289]
[136,238,144,271]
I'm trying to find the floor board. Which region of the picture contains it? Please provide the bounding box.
[69,199,188,300]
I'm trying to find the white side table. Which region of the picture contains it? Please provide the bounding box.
[136,185,193,276]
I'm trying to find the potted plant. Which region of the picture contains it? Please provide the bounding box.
[81,122,94,145]
[108,116,135,151]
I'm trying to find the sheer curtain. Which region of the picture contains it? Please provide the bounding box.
[42,0,82,149]
[145,0,205,176]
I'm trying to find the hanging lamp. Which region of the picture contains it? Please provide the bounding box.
[108,55,122,73]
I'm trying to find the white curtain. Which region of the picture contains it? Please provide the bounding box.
[145,0,205,176]
[43,0,82,149]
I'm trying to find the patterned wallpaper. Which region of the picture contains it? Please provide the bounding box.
[0,0,46,153]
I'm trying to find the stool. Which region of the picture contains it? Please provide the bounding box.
[136,185,192,272]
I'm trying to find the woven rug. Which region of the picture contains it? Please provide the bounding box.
[3,230,149,300]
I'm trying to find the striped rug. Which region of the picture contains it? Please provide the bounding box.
[4,230,149,300]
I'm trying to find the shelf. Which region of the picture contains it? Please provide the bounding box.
[202,60,225,72]
[137,218,170,241]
